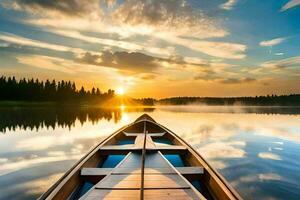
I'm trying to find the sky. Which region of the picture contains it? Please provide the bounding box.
[0,0,300,98]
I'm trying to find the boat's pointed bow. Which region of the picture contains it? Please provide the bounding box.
[134,113,156,123]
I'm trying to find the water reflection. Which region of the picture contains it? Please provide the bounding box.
[0,106,155,133]
[0,106,299,200]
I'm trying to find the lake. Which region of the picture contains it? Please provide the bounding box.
[0,106,300,200]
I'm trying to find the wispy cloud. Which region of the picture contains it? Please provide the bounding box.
[258,152,282,160]
[260,37,286,47]
[220,77,256,84]
[2,0,102,18]
[261,56,300,69]
[160,36,247,59]
[250,56,300,76]
[16,54,118,75]
[281,0,300,11]
[50,30,175,57]
[259,173,282,181]
[0,32,85,54]
[220,0,238,10]
[275,52,284,56]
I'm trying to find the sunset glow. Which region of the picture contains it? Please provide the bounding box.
[115,87,125,96]
[0,0,299,98]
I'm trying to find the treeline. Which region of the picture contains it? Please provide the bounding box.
[158,95,300,106]
[133,98,156,106]
[0,76,114,102]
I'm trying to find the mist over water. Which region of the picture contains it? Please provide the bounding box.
[0,106,299,200]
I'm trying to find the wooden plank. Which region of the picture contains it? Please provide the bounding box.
[176,167,204,175]
[140,124,147,200]
[95,174,190,189]
[113,167,175,174]
[146,135,156,148]
[100,145,186,151]
[134,134,145,148]
[132,134,155,149]
[123,132,166,137]
[81,189,201,200]
[81,189,140,200]
[144,189,201,200]
[81,168,112,176]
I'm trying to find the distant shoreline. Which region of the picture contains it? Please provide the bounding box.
[1,100,300,107]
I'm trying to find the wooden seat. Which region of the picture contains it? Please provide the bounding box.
[99,145,187,155]
[81,167,204,176]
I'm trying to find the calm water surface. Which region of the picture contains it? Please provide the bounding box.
[0,106,300,200]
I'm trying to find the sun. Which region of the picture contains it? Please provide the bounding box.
[115,87,125,95]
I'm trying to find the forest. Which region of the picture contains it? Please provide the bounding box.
[0,76,114,103]
[158,95,300,106]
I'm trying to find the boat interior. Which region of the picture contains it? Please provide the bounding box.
[39,114,241,200]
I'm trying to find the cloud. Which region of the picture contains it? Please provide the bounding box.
[108,0,248,59]
[281,0,300,11]
[275,53,284,56]
[258,152,282,160]
[220,0,238,10]
[0,158,8,163]
[50,30,175,57]
[111,0,227,39]
[259,173,282,181]
[194,69,219,81]
[260,37,286,47]
[220,77,256,84]
[9,0,247,60]
[0,32,84,54]
[139,73,157,80]
[147,34,246,59]
[0,153,81,176]
[77,51,213,73]
[261,56,300,69]
[2,0,101,17]
[250,56,300,76]
[197,141,246,159]
[169,37,246,59]
[0,42,10,47]
[77,51,161,73]
[232,173,282,187]
[16,54,118,75]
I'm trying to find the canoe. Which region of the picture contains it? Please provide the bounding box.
[39,114,242,200]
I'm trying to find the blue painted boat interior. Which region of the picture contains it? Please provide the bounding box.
[98,155,126,168]
[117,139,135,145]
[152,138,172,145]
[71,181,94,200]
[163,154,185,167]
